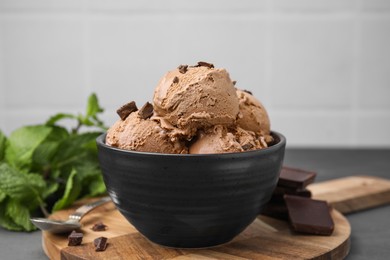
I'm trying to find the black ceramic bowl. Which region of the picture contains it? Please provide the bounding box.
[96,131,286,248]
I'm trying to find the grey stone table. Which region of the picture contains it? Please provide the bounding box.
[1,149,389,260]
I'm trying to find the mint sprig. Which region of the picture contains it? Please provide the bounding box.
[0,93,107,231]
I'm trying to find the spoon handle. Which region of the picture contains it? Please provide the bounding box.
[68,196,111,222]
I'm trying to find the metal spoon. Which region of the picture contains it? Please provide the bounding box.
[30,196,111,234]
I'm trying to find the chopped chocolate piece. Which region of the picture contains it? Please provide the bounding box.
[173,76,179,83]
[91,221,107,231]
[178,64,188,74]
[242,143,253,151]
[197,61,214,68]
[138,102,154,120]
[116,101,138,120]
[284,195,334,236]
[278,167,316,189]
[232,80,237,85]
[94,237,108,252]
[243,89,252,95]
[68,230,83,246]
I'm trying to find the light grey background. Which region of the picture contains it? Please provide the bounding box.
[0,0,390,147]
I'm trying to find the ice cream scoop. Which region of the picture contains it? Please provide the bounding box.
[153,63,239,137]
[236,89,270,136]
[106,111,188,154]
[189,125,266,154]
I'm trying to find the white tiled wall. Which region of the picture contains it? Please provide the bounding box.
[0,0,389,148]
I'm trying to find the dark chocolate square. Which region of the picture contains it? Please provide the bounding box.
[284,195,334,236]
[94,237,108,252]
[278,167,317,189]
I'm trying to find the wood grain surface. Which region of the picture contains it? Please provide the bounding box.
[42,176,390,260]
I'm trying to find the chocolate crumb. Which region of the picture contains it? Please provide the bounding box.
[91,222,107,232]
[197,61,214,68]
[173,76,179,83]
[68,230,83,246]
[243,89,253,95]
[242,143,253,151]
[138,102,154,119]
[178,65,188,74]
[94,237,108,252]
[117,101,138,120]
[232,80,237,85]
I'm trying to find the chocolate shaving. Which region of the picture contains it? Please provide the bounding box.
[117,101,138,120]
[178,65,188,74]
[173,76,179,83]
[91,222,107,231]
[94,237,108,252]
[68,230,83,246]
[232,80,237,85]
[243,89,253,95]
[196,61,214,68]
[138,102,154,119]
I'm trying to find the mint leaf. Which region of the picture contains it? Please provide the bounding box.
[0,202,24,231]
[5,125,52,170]
[86,93,104,117]
[32,126,69,170]
[0,190,6,203]
[0,130,6,161]
[46,113,77,126]
[6,198,36,231]
[0,163,45,206]
[87,174,106,197]
[52,169,81,211]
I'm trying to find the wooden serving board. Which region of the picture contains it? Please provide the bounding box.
[42,176,390,260]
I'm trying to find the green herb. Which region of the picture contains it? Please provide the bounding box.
[0,93,107,231]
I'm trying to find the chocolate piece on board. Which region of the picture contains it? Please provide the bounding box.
[68,230,83,246]
[91,221,108,231]
[94,237,108,252]
[271,187,312,202]
[284,195,334,236]
[278,167,316,189]
[117,101,138,120]
[138,102,154,120]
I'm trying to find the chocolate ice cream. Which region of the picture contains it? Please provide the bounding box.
[106,62,273,154]
[153,63,239,137]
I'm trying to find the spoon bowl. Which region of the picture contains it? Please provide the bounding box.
[30,196,111,234]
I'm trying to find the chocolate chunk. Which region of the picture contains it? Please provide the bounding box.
[173,76,179,83]
[196,61,214,68]
[232,80,237,86]
[242,143,253,151]
[138,102,154,119]
[178,64,188,74]
[284,195,334,236]
[116,101,138,120]
[68,230,83,246]
[91,221,107,231]
[278,167,316,189]
[94,237,108,252]
[243,89,253,95]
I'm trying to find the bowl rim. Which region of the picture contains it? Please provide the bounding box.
[96,131,286,158]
